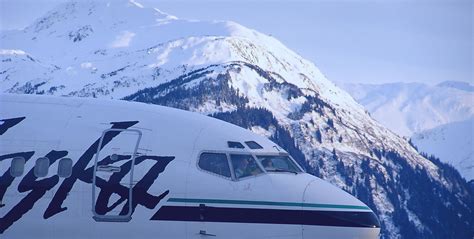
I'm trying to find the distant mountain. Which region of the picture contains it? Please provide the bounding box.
[437,81,474,92]
[1,1,473,238]
[338,81,474,137]
[339,81,474,181]
[412,118,474,180]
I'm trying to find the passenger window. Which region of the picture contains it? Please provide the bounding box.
[230,154,263,179]
[257,155,301,173]
[34,157,50,178]
[198,153,231,178]
[10,157,25,177]
[58,158,73,178]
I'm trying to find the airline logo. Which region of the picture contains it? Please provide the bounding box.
[0,117,174,233]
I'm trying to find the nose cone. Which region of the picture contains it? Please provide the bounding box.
[302,178,380,239]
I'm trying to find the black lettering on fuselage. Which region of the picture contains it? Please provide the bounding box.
[0,117,26,135]
[0,120,175,234]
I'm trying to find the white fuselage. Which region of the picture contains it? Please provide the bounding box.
[0,94,380,238]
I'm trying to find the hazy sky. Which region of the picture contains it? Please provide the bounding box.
[0,0,472,84]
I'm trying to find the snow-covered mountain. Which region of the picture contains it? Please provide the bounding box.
[339,81,474,180]
[1,1,473,238]
[437,81,474,92]
[338,82,474,137]
[411,118,474,180]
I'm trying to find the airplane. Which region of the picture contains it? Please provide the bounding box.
[0,93,380,238]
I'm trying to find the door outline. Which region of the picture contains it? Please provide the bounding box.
[92,128,142,222]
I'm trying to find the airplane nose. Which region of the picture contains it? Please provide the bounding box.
[301,178,380,239]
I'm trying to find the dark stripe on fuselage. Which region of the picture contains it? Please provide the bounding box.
[151,205,380,228]
[167,197,370,210]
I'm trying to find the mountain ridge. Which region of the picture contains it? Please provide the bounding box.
[437,80,474,92]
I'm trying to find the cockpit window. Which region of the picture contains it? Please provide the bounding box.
[227,141,245,149]
[198,153,232,178]
[244,141,263,149]
[230,154,263,179]
[257,155,301,173]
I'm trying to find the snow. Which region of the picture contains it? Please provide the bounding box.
[191,101,237,115]
[437,81,474,92]
[80,62,93,69]
[340,81,474,180]
[338,82,474,137]
[129,0,144,8]
[412,118,474,180]
[250,126,275,138]
[0,0,365,121]
[0,49,27,55]
[109,31,136,48]
[402,189,426,232]
[371,182,399,239]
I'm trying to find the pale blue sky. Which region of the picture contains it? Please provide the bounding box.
[0,0,472,84]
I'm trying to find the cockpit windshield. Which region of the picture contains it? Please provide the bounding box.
[230,154,263,179]
[199,152,303,180]
[256,155,302,174]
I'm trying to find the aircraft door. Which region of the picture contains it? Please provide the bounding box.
[92,128,142,222]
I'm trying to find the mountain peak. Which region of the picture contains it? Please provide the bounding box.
[25,0,177,35]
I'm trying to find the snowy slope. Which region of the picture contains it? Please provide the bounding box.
[412,118,474,180]
[339,81,474,180]
[1,0,352,112]
[338,82,474,137]
[1,1,473,238]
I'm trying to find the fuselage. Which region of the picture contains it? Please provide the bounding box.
[0,94,380,238]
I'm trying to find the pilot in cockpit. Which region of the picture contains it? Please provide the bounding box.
[262,158,276,170]
[233,155,262,178]
[234,157,250,178]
